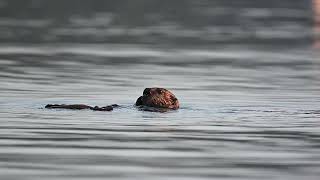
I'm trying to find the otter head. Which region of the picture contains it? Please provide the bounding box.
[135,87,179,110]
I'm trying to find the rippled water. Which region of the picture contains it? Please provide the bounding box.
[1,0,320,179]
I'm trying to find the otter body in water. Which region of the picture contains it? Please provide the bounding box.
[45,87,179,111]
[45,104,118,111]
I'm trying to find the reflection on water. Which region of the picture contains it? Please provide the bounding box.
[1,0,320,180]
[0,0,313,46]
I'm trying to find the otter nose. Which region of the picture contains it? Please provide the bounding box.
[143,88,151,95]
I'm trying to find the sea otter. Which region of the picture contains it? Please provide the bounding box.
[45,87,179,111]
[135,87,179,110]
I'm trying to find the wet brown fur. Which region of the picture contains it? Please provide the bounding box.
[135,87,179,109]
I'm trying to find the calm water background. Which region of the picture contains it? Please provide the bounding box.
[0,0,320,179]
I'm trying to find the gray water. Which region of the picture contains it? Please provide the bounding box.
[1,0,320,179]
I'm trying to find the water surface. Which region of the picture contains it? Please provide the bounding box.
[0,0,320,179]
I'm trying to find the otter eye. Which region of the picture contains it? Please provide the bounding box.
[143,88,151,95]
[157,89,164,94]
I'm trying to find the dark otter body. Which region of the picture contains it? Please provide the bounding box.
[45,104,118,111]
[45,87,179,111]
